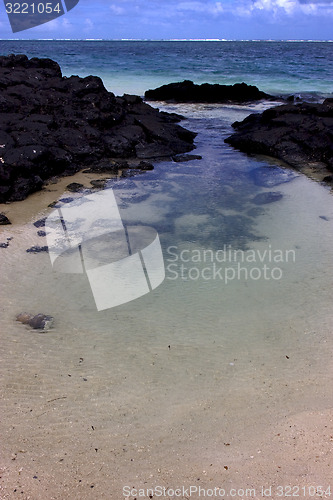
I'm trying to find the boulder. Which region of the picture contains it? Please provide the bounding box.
[0,55,196,202]
[225,101,333,184]
[145,80,274,103]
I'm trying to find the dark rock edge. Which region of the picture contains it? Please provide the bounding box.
[145,79,275,103]
[225,100,333,185]
[0,54,197,203]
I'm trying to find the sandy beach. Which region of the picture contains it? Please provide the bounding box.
[0,43,332,499]
[1,164,333,499]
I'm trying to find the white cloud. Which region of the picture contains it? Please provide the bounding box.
[110,4,126,15]
[176,1,223,14]
[251,0,333,13]
[252,0,295,13]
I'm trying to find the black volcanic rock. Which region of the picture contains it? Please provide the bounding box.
[225,100,333,184]
[0,213,11,224]
[0,54,196,203]
[145,80,274,103]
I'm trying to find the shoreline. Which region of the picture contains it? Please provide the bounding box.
[1,48,333,500]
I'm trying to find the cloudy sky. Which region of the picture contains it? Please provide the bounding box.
[1,0,333,40]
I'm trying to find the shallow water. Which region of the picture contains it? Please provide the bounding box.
[1,101,333,497]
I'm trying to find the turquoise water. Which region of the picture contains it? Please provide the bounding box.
[0,40,333,96]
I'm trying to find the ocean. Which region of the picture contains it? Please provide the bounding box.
[0,40,333,97]
[0,40,333,498]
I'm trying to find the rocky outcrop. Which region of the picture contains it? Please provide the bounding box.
[225,100,333,184]
[0,54,196,203]
[145,80,274,103]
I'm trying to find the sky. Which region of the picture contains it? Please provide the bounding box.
[0,0,333,40]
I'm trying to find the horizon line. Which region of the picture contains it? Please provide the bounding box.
[1,38,333,42]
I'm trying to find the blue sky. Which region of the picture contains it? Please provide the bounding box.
[0,0,333,40]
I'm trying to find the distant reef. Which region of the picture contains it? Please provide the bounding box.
[145,80,274,103]
[225,101,333,185]
[0,54,196,203]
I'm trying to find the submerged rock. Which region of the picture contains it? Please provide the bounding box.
[0,54,196,203]
[251,191,283,205]
[16,312,54,330]
[33,218,46,228]
[172,154,203,162]
[250,166,298,187]
[225,100,333,184]
[145,80,274,103]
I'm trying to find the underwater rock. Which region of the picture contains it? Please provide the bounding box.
[250,166,298,187]
[252,192,283,204]
[33,218,46,228]
[172,154,203,162]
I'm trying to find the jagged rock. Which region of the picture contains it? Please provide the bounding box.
[0,55,196,202]
[145,80,274,103]
[225,101,333,184]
